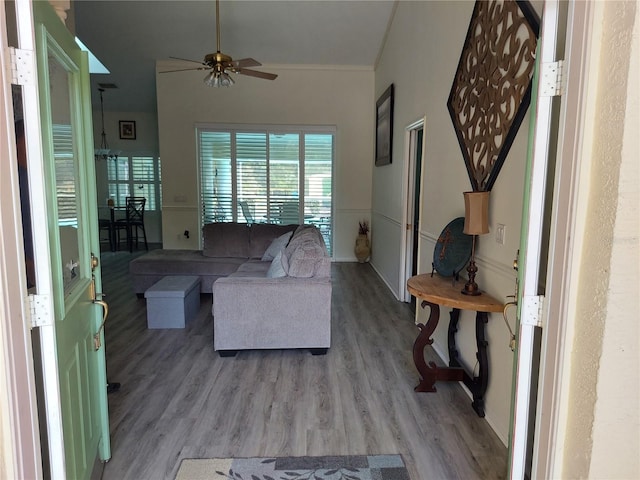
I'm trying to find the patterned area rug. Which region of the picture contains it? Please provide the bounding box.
[175,455,410,480]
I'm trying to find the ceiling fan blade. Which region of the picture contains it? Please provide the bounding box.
[237,69,278,80]
[159,67,208,73]
[229,58,261,68]
[169,56,206,66]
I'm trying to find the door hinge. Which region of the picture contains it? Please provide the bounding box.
[521,295,544,328]
[8,47,35,86]
[540,60,565,97]
[28,294,52,328]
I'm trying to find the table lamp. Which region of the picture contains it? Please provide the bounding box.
[462,191,490,296]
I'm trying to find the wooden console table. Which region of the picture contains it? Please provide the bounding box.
[407,274,504,417]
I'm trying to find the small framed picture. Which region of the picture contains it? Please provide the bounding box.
[119,120,136,140]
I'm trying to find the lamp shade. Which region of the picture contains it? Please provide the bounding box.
[463,191,490,235]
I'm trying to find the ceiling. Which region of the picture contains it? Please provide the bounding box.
[74,1,396,113]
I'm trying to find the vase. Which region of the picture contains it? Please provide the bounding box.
[354,234,371,263]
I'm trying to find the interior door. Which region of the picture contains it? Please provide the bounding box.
[32,2,110,479]
[402,118,425,303]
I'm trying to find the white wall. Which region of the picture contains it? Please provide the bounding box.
[562,1,640,478]
[93,110,162,243]
[155,63,374,257]
[373,0,541,444]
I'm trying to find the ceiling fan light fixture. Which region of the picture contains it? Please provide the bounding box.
[221,72,234,87]
[204,70,234,87]
[165,0,276,86]
[203,71,216,86]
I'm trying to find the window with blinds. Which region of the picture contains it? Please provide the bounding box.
[198,126,334,253]
[107,156,161,210]
[53,124,77,226]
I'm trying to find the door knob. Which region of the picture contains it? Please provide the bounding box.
[91,253,99,271]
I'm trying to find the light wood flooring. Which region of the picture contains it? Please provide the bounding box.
[95,249,507,480]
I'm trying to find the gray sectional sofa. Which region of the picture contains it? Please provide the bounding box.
[129,222,332,355]
[129,222,298,294]
[212,223,332,356]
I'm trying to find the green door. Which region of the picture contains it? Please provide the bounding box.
[33,2,110,478]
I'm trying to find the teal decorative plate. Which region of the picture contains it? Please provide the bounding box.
[433,217,473,277]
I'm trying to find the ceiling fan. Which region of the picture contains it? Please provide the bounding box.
[162,0,277,87]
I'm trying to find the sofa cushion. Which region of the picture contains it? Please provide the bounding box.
[261,231,293,261]
[236,259,270,273]
[202,223,250,258]
[228,260,271,278]
[249,223,297,259]
[129,249,246,276]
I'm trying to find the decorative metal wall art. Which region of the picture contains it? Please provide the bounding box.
[447,0,539,191]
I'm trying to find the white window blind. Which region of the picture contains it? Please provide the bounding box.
[107,156,161,210]
[198,126,334,253]
[200,132,232,223]
[52,124,77,225]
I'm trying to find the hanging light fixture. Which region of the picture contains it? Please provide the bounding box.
[94,87,118,161]
[204,0,235,88]
[204,68,235,87]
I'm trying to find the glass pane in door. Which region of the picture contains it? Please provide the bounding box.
[305,134,333,253]
[49,54,84,294]
[269,133,299,224]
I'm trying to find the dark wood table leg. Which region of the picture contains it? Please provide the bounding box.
[448,308,462,366]
[413,300,464,392]
[108,223,116,252]
[447,309,489,417]
[468,311,489,417]
[109,208,116,251]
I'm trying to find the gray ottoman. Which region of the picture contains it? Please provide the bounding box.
[144,276,201,329]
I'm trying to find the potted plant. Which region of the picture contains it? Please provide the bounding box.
[354,220,371,263]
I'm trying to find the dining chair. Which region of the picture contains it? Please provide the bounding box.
[98,218,114,251]
[279,201,300,225]
[114,197,148,252]
[239,200,255,223]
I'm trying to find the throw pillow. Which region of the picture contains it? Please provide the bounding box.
[261,231,293,261]
[286,240,325,278]
[286,226,320,254]
[266,250,288,278]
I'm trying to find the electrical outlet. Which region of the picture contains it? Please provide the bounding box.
[496,224,506,245]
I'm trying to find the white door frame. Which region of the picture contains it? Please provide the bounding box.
[0,17,43,480]
[531,1,597,477]
[399,116,426,302]
[0,1,53,479]
[509,0,562,476]
[511,0,597,478]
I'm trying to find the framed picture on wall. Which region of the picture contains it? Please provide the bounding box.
[375,84,394,166]
[119,120,136,140]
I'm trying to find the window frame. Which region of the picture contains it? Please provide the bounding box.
[106,155,162,211]
[196,123,335,253]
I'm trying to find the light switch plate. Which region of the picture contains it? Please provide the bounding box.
[496,224,506,245]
